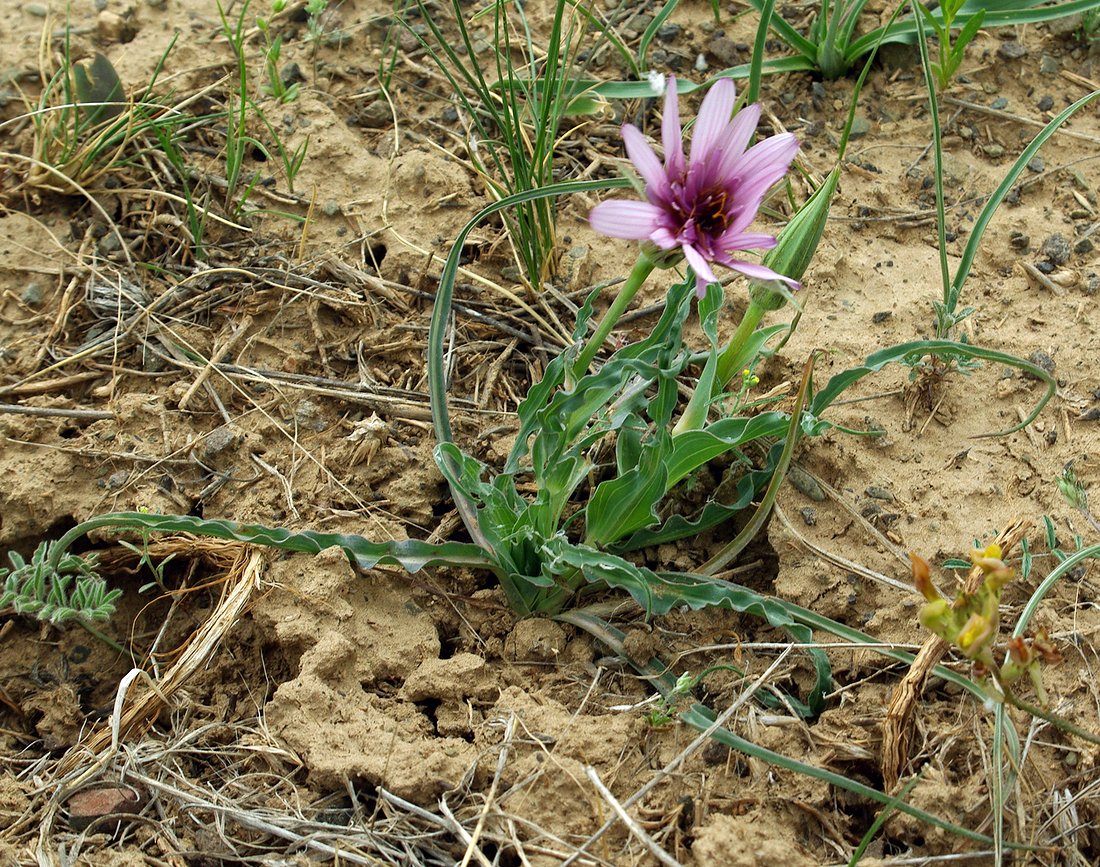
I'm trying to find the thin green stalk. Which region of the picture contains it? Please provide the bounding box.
[572,252,656,377]
[700,353,815,575]
[673,297,766,434]
[912,0,952,337]
[714,299,766,391]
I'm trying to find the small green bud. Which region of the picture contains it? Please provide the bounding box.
[748,165,839,311]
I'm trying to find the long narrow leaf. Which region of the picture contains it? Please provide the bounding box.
[808,340,1056,437]
[429,177,632,545]
[47,512,497,575]
[562,611,992,843]
[742,0,817,57]
[847,0,1100,60]
[950,88,1100,301]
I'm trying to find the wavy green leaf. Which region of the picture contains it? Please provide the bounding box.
[48,512,497,576]
[667,412,788,488]
[585,432,670,547]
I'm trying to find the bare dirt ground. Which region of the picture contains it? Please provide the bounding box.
[2,0,1100,863]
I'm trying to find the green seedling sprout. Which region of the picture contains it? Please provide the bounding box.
[917,0,984,90]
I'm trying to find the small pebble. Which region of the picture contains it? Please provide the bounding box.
[201,426,239,460]
[441,105,458,123]
[357,99,391,128]
[1022,350,1055,381]
[1027,156,1045,173]
[849,115,871,138]
[24,2,48,16]
[996,41,1027,60]
[799,507,817,527]
[704,35,742,67]
[1039,54,1059,75]
[865,485,894,501]
[1009,232,1030,251]
[991,97,1008,110]
[1037,94,1054,112]
[788,465,825,501]
[872,310,892,324]
[281,62,305,87]
[21,281,43,306]
[1040,233,1071,266]
[656,23,680,42]
[982,143,1004,158]
[322,200,339,217]
[66,785,145,832]
[1074,238,1094,255]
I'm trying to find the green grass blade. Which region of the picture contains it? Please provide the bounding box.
[563,611,993,844]
[807,339,1056,437]
[847,0,1100,61]
[746,0,773,105]
[743,0,817,57]
[681,704,994,844]
[950,88,1100,306]
[910,0,952,334]
[429,178,633,545]
[638,0,681,71]
[992,543,1100,860]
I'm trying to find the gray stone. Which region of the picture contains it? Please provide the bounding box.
[1040,233,1072,266]
[21,281,43,306]
[200,426,239,461]
[1023,350,1055,380]
[656,23,680,42]
[996,41,1027,60]
[849,115,872,138]
[357,99,391,128]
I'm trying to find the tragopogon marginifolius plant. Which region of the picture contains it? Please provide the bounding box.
[10,68,1063,844]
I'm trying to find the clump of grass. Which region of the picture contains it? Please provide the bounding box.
[403,0,587,290]
[9,37,183,197]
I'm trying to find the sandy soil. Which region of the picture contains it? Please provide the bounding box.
[2,0,1100,863]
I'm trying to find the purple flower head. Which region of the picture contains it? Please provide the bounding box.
[589,76,800,298]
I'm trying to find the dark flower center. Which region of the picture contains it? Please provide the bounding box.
[694,186,732,236]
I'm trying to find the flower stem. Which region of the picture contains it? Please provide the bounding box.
[672,298,766,435]
[714,299,766,394]
[572,252,656,377]
[992,665,1100,747]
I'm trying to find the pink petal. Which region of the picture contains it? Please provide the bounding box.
[690,78,736,167]
[650,225,680,250]
[622,124,669,199]
[713,103,762,179]
[722,257,800,288]
[730,133,800,185]
[662,76,685,180]
[682,243,718,294]
[720,231,777,252]
[589,200,664,239]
